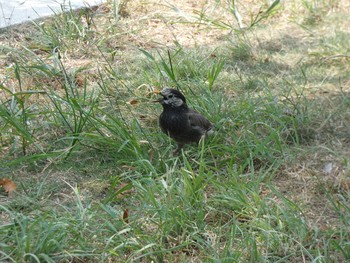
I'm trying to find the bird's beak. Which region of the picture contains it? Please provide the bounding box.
[152,98,163,103]
[152,90,163,103]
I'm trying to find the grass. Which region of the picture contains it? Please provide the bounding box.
[1,0,350,262]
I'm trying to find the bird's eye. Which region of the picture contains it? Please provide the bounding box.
[168,94,174,99]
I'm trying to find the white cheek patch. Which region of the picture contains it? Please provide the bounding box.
[170,97,183,107]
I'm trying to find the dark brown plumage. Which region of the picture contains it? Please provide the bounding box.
[155,88,213,154]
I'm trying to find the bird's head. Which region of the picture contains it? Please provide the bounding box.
[155,88,187,108]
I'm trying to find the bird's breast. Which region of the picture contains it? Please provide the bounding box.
[160,111,187,131]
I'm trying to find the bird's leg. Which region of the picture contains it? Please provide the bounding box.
[173,143,184,155]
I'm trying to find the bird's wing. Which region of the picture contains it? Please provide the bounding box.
[187,109,213,133]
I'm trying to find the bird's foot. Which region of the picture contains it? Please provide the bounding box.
[173,144,184,156]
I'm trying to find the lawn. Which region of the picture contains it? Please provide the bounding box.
[0,0,349,262]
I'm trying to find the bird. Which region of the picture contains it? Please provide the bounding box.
[154,88,213,155]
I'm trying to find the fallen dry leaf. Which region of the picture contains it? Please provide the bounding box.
[123,209,129,223]
[115,182,134,199]
[0,178,17,197]
[75,74,85,87]
[128,99,139,105]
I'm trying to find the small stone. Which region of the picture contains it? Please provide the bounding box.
[323,162,333,174]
